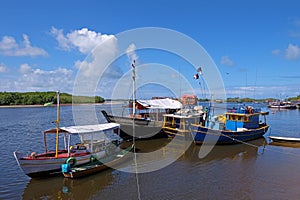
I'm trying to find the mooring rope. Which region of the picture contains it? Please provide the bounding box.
[197,130,300,157]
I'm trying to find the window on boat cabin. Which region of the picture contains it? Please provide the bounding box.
[228,114,237,121]
[237,116,242,121]
[244,116,249,122]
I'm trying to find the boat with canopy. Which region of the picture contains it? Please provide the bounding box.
[13,91,122,178]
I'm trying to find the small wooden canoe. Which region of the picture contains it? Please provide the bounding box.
[62,145,133,178]
[268,136,300,147]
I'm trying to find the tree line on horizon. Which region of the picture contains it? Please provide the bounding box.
[197,96,300,103]
[0,91,105,105]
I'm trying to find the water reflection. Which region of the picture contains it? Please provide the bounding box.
[4,105,300,199]
[23,170,116,200]
[183,137,267,163]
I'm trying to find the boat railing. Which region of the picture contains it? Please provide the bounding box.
[203,115,226,130]
[227,106,261,114]
[162,114,203,134]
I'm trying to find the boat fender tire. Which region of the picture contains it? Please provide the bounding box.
[90,155,97,162]
[66,157,76,166]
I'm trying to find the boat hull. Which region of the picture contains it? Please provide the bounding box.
[63,145,133,178]
[14,151,93,178]
[191,124,269,145]
[268,136,300,147]
[268,105,297,109]
[101,110,164,139]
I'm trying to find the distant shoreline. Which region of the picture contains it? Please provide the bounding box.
[0,101,124,108]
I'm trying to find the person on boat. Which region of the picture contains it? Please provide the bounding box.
[246,106,253,114]
[30,152,37,159]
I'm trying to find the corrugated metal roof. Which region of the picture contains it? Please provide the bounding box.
[44,123,120,134]
[137,98,182,109]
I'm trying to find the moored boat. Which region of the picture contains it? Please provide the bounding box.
[191,106,269,144]
[162,106,204,138]
[62,144,134,178]
[101,61,182,139]
[43,102,53,107]
[190,106,269,144]
[268,101,297,109]
[101,98,182,139]
[13,91,122,178]
[268,136,300,147]
[14,123,122,178]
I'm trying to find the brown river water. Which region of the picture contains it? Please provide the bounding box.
[1,104,300,199]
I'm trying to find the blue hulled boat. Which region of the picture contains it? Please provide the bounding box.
[190,106,269,144]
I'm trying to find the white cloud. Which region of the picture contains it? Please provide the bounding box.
[3,63,75,92]
[51,27,116,54]
[19,63,32,74]
[0,34,48,57]
[50,27,122,97]
[73,33,119,78]
[220,56,234,66]
[289,30,300,38]
[50,27,71,51]
[50,27,146,98]
[71,31,121,98]
[288,18,300,38]
[285,44,300,60]
[0,63,8,73]
[0,36,17,50]
[272,49,281,55]
[51,27,130,96]
[226,85,300,99]
[126,43,138,64]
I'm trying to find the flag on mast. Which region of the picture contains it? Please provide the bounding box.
[132,60,136,80]
[197,67,203,75]
[193,73,199,79]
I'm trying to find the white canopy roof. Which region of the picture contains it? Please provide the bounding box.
[44,123,120,134]
[137,98,182,109]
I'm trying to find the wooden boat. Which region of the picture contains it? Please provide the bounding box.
[268,101,297,109]
[268,136,300,147]
[162,106,204,138]
[14,123,122,178]
[101,98,182,139]
[13,91,122,178]
[43,102,53,107]
[62,144,134,178]
[190,106,270,144]
[101,61,182,139]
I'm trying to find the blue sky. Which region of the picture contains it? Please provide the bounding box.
[0,0,300,99]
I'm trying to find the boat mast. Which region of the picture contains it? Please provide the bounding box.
[132,60,136,117]
[132,60,136,138]
[55,91,60,157]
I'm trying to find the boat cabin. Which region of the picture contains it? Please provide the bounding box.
[43,123,121,156]
[224,108,268,131]
[225,113,260,131]
[124,98,182,121]
[162,107,204,137]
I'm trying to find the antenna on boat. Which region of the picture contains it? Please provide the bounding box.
[55,91,60,157]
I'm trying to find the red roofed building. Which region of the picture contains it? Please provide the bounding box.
[181,94,197,105]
